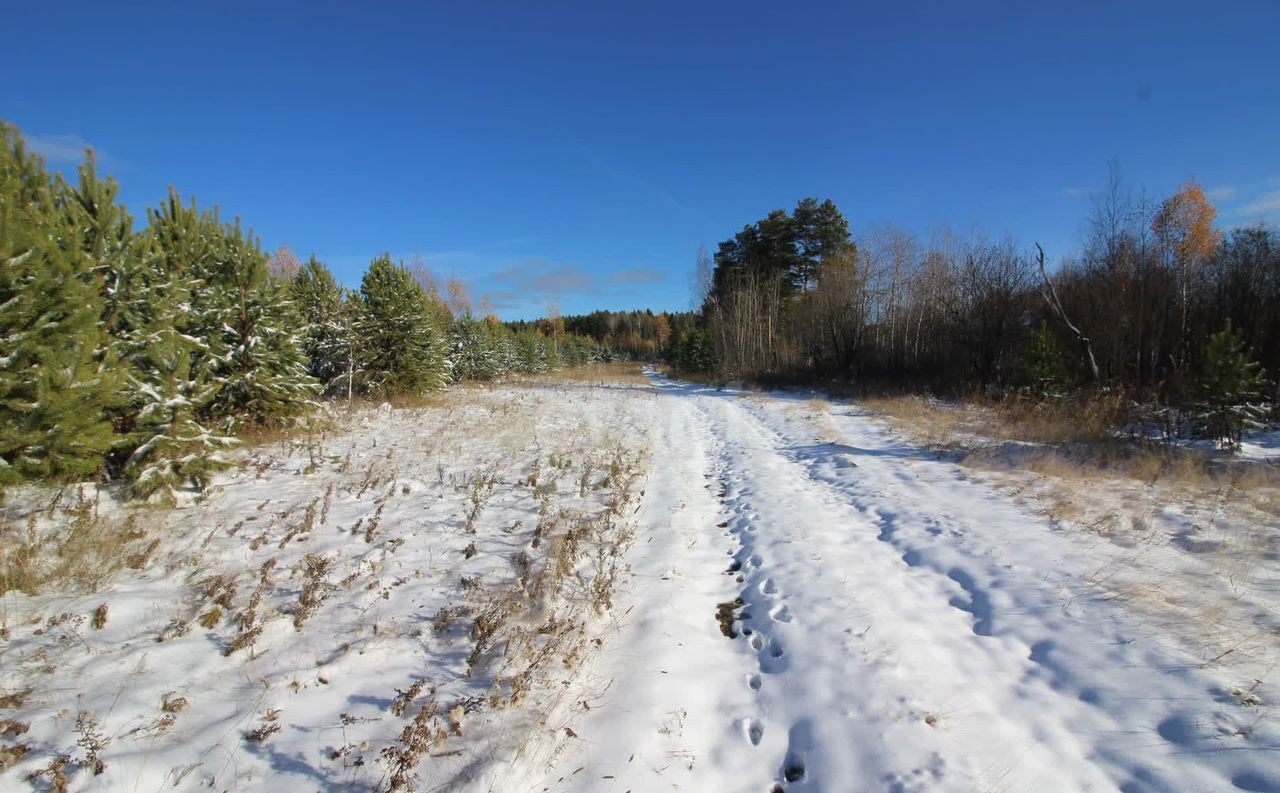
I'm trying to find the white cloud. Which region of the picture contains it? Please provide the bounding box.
[1207,184,1238,202]
[25,132,97,164]
[1236,190,1280,219]
[611,268,664,285]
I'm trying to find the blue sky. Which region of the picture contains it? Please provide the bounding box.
[5,1,1278,319]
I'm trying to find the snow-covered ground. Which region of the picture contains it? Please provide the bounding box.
[2,370,1278,792]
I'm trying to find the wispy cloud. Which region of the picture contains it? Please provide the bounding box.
[611,268,665,285]
[1236,190,1280,220]
[488,260,601,299]
[1207,184,1238,202]
[325,248,669,319]
[25,132,98,165]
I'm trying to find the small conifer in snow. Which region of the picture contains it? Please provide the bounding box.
[450,317,502,382]
[1194,322,1271,451]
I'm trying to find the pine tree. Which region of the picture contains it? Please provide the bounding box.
[58,151,136,335]
[1016,322,1068,398]
[145,192,317,430]
[121,284,237,501]
[353,255,451,396]
[291,255,355,396]
[203,220,318,429]
[1194,322,1271,451]
[449,317,501,382]
[671,326,717,373]
[514,330,549,373]
[0,124,117,489]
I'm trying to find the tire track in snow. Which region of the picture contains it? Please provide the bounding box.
[673,384,1123,793]
[721,391,1280,793]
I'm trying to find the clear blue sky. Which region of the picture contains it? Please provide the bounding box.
[5,1,1278,319]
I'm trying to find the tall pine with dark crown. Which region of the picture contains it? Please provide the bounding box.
[0,124,118,489]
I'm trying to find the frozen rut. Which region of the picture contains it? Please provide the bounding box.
[528,376,1279,793]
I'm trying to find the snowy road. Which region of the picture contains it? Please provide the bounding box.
[525,374,1279,793]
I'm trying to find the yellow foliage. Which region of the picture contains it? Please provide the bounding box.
[1153,180,1222,264]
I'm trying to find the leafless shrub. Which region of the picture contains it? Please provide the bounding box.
[380,696,446,793]
[198,573,237,610]
[321,484,334,526]
[277,497,319,549]
[357,462,380,499]
[362,484,396,544]
[244,709,282,743]
[226,559,277,656]
[432,606,463,636]
[74,710,108,775]
[0,688,31,709]
[293,554,334,630]
[461,466,498,534]
[26,754,70,791]
[0,719,29,738]
[391,679,431,718]
[0,743,29,773]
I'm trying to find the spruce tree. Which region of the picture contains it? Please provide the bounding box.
[0,124,117,488]
[353,255,451,396]
[1194,322,1271,451]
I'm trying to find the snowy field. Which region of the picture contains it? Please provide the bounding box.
[2,369,1279,792]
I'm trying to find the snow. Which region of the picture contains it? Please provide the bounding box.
[2,370,1278,792]
[1240,430,1280,462]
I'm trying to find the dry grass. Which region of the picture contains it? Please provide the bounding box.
[237,413,339,451]
[857,393,1279,491]
[1,487,160,596]
[857,395,967,447]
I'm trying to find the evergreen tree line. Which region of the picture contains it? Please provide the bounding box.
[691,188,1277,450]
[0,124,606,500]
[548,309,699,361]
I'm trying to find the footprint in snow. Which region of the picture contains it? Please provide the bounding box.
[769,604,792,622]
[780,719,814,785]
[759,637,788,674]
[761,578,779,595]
